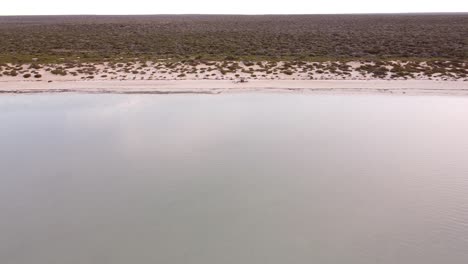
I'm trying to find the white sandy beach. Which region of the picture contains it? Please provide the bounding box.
[0,60,466,95]
[1,79,468,96]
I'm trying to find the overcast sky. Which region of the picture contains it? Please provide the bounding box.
[1,0,467,15]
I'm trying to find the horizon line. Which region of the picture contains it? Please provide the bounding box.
[1,12,467,17]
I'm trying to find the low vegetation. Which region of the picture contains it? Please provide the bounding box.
[0,14,466,64]
[0,15,465,81]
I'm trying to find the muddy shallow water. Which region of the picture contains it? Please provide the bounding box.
[1,94,468,264]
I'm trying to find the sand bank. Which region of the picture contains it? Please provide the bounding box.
[1,80,468,96]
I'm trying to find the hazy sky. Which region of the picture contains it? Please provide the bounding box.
[1,0,467,15]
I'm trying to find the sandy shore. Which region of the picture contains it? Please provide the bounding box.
[1,60,466,95]
[1,80,468,96]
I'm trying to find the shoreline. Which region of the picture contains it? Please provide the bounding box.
[1,60,466,96]
[1,80,468,96]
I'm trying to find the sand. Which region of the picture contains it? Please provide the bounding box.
[1,60,466,95]
[1,79,468,96]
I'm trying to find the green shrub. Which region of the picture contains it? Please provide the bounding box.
[224,56,238,61]
[51,69,67,76]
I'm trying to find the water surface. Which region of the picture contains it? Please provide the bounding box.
[1,94,468,264]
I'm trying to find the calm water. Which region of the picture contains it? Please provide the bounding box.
[1,93,468,264]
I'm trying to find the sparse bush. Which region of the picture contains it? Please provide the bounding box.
[29,64,41,70]
[51,69,67,76]
[0,15,465,80]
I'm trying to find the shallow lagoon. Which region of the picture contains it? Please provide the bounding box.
[1,94,468,264]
